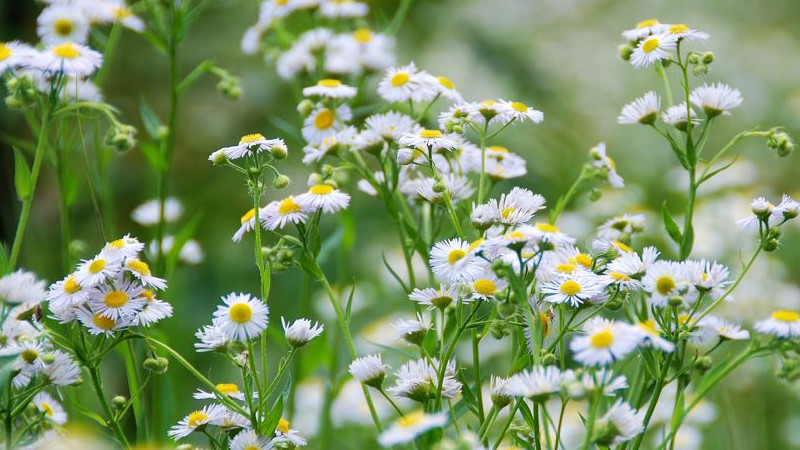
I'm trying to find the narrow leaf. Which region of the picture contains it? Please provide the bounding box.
[13,148,32,200]
[662,202,682,245]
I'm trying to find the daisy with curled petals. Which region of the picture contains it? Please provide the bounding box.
[123,258,167,290]
[470,271,508,301]
[416,174,474,205]
[302,104,352,145]
[685,259,730,299]
[570,317,641,366]
[388,358,461,402]
[282,317,324,347]
[273,418,307,447]
[364,111,418,141]
[621,19,667,41]
[541,272,605,307]
[135,289,173,326]
[76,306,131,336]
[665,23,709,42]
[88,276,146,321]
[642,260,688,307]
[75,254,120,287]
[736,196,784,231]
[408,284,461,310]
[260,196,311,230]
[213,293,269,341]
[580,369,628,396]
[194,323,231,352]
[37,5,90,45]
[41,350,80,387]
[689,83,743,117]
[629,33,677,68]
[661,102,699,130]
[606,246,660,278]
[102,234,146,261]
[232,207,261,242]
[496,99,544,124]
[302,78,357,98]
[32,41,103,76]
[699,316,749,341]
[229,429,271,450]
[168,404,227,440]
[755,311,800,338]
[32,392,67,425]
[398,129,459,151]
[0,41,35,72]
[633,319,674,352]
[431,75,463,102]
[596,213,646,241]
[46,274,88,310]
[378,411,448,447]
[194,382,248,401]
[214,133,286,161]
[589,143,625,188]
[595,401,643,446]
[429,238,485,284]
[506,366,565,401]
[295,184,350,213]
[490,187,546,225]
[618,91,660,125]
[349,354,388,388]
[393,315,432,345]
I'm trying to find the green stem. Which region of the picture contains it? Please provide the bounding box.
[472,330,485,422]
[554,398,568,450]
[121,340,146,442]
[89,365,130,448]
[492,401,518,450]
[630,353,674,450]
[378,388,405,417]
[582,390,602,450]
[691,245,762,325]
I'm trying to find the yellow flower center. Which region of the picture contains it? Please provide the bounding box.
[636,19,660,28]
[21,349,39,364]
[505,231,525,241]
[641,37,660,53]
[239,133,265,144]
[535,222,560,233]
[314,109,335,130]
[447,249,466,265]
[353,28,373,43]
[590,329,614,348]
[310,184,334,195]
[420,129,443,139]
[655,276,675,295]
[610,272,631,281]
[229,303,253,323]
[772,310,800,322]
[555,263,576,273]
[613,241,633,253]
[64,276,81,294]
[481,100,496,107]
[390,72,409,87]
[510,101,528,112]
[104,290,129,308]
[638,320,659,336]
[574,253,592,268]
[397,411,425,428]
[54,19,74,36]
[501,207,515,219]
[110,239,126,249]
[0,44,10,62]
[668,24,689,34]
[187,411,209,428]
[216,383,240,394]
[113,7,133,19]
[52,42,80,59]
[241,208,256,224]
[438,76,455,89]
[473,279,497,296]
[276,0,290,5]
[277,417,291,433]
[488,145,509,153]
[318,78,342,87]
[142,290,155,302]
[89,259,106,274]
[92,313,116,330]
[244,446,259,450]
[127,259,151,276]
[467,239,484,253]
[41,403,54,417]
[559,280,582,296]
[278,197,301,215]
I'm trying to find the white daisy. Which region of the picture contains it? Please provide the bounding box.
[429,238,485,283]
[570,317,641,366]
[415,174,474,205]
[596,213,646,241]
[664,23,709,41]
[629,34,677,68]
[302,104,352,146]
[302,78,357,98]
[388,358,461,402]
[37,5,90,45]
[622,19,667,41]
[214,133,286,161]
[580,369,629,396]
[689,83,743,117]
[684,259,729,299]
[260,196,311,230]
[618,91,660,125]
[633,320,675,352]
[408,284,461,310]
[490,187,546,225]
[76,306,131,335]
[377,62,436,103]
[32,392,67,424]
[589,143,625,188]
[193,382,248,401]
[470,272,508,301]
[364,111,418,141]
[213,293,269,341]
[273,418,307,447]
[524,222,576,247]
[0,269,46,305]
[661,102,699,130]
[229,429,271,450]
[755,311,800,338]
[295,184,351,213]
[393,315,432,345]
[282,317,324,347]
[301,128,356,164]
[398,129,459,151]
[496,99,544,124]
[699,316,749,341]
[349,354,388,388]
[136,290,173,326]
[102,234,146,261]
[490,376,513,407]
[123,258,167,290]
[605,246,659,278]
[431,75,463,102]
[195,323,231,352]
[74,255,121,287]
[594,401,643,446]
[87,276,146,321]
[131,198,183,226]
[32,41,102,76]
[541,272,605,307]
[0,41,35,72]
[319,0,369,18]
[41,350,81,386]
[506,366,566,401]
[378,411,448,447]
[168,404,227,440]
[642,260,689,307]
[232,207,261,242]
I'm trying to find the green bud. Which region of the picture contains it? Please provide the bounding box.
[5,96,22,109]
[112,396,127,409]
[248,166,262,176]
[432,180,447,193]
[297,99,314,116]
[490,319,509,340]
[763,238,780,252]
[618,43,634,61]
[589,188,602,202]
[687,53,701,65]
[694,356,713,373]
[452,124,464,134]
[273,174,291,189]
[270,143,289,160]
[143,357,169,374]
[216,75,243,100]
[605,296,624,311]
[692,64,708,77]
[541,352,557,366]
[105,123,137,153]
[668,296,684,307]
[701,51,714,64]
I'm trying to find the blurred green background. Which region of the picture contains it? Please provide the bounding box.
[2,0,800,448]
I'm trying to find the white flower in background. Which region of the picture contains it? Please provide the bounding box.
[581,369,628,396]
[32,392,67,425]
[661,102,699,129]
[416,174,474,205]
[388,358,461,402]
[282,317,324,347]
[0,269,46,305]
[629,34,677,68]
[594,401,644,446]
[276,28,333,79]
[295,184,351,213]
[195,323,231,352]
[260,196,312,230]
[699,316,749,340]
[618,91,660,124]
[621,19,667,41]
[393,315,432,345]
[32,41,102,76]
[541,272,605,307]
[168,404,227,440]
[633,320,675,352]
[496,99,544,124]
[301,127,356,163]
[408,284,461,310]
[665,23,710,41]
[90,0,146,32]
[364,111,418,141]
[229,429,270,450]
[399,129,458,150]
[429,238,485,283]
[606,247,660,278]
[506,366,567,401]
[589,143,625,188]
[131,198,184,226]
[37,5,90,45]
[325,29,396,75]
[319,0,368,18]
[570,317,641,366]
[378,411,448,447]
[690,83,743,117]
[0,41,35,72]
[302,78,357,98]
[214,133,286,160]
[755,311,800,338]
[349,354,388,388]
[147,236,205,265]
[596,213,645,241]
[302,104,352,146]
[213,293,269,341]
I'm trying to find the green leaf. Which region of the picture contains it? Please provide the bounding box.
[662,202,682,245]
[680,223,694,259]
[0,354,18,402]
[261,396,285,436]
[139,97,163,140]
[510,354,532,375]
[13,148,32,200]
[298,252,322,281]
[69,398,109,427]
[381,252,408,292]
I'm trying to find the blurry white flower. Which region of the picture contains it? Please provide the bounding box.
[378,411,448,446]
[349,354,388,388]
[282,317,324,347]
[0,269,46,305]
[32,42,102,76]
[618,91,660,124]
[131,198,183,226]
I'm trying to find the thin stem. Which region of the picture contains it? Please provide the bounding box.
[378,388,405,417]
[554,398,568,450]
[472,330,485,422]
[88,365,130,448]
[581,390,602,450]
[630,353,674,450]
[691,245,762,325]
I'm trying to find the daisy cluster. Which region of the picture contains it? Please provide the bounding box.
[620,19,709,69]
[241,0,394,79]
[1,0,143,103]
[45,235,173,335]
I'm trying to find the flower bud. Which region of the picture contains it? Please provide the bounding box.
[763,238,780,252]
[5,95,22,109]
[432,180,447,193]
[687,53,701,65]
[397,147,415,165]
[270,143,289,160]
[209,149,228,165]
[490,320,509,339]
[112,395,127,410]
[668,296,684,307]
[692,64,708,76]
[701,52,714,64]
[451,124,464,134]
[618,43,634,61]
[143,356,169,374]
[273,174,291,189]
[694,356,713,374]
[297,99,314,116]
[105,123,137,153]
[541,352,557,366]
[217,75,242,100]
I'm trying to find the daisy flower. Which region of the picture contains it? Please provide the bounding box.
[629,34,677,68]
[74,255,120,287]
[195,323,231,352]
[229,429,271,450]
[490,376,513,408]
[665,23,709,41]
[377,62,436,103]
[102,234,146,261]
[260,196,311,230]
[633,320,675,352]
[570,317,641,366]
[32,41,102,76]
[490,187,546,225]
[87,276,146,321]
[622,19,667,41]
[364,111,418,141]
[580,369,629,396]
[282,317,324,347]
[506,366,566,401]
[135,289,173,326]
[699,316,749,341]
[213,293,269,341]
[388,358,461,402]
[193,382,248,401]
[776,194,800,219]
[596,213,646,241]
[689,83,743,117]
[41,350,81,386]
[496,99,544,124]
[273,418,307,447]
[642,260,688,307]
[378,411,448,447]
[661,102,699,130]
[393,315,432,345]
[429,238,485,283]
[541,272,605,307]
[416,174,474,205]
[0,269,46,305]
[76,307,131,335]
[302,104,352,145]
[32,392,67,424]
[408,284,461,310]
[232,207,261,242]
[398,129,459,150]
[470,272,508,301]
[98,1,146,32]
[431,75,463,102]
[319,0,369,18]
[168,404,227,440]
[123,258,167,290]
[302,78,357,98]
[589,143,625,188]
[755,310,800,338]
[349,354,388,388]
[685,259,729,299]
[594,401,644,446]
[37,5,90,45]
[294,184,351,213]
[605,247,659,278]
[214,133,286,160]
[301,128,356,163]
[131,198,183,226]
[525,222,576,247]
[0,41,35,72]
[618,91,660,125]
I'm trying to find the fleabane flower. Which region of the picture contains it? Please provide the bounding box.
[621,19,667,41]
[229,429,271,450]
[629,34,677,68]
[429,238,485,283]
[661,102,699,130]
[294,184,351,213]
[260,196,312,230]
[168,404,227,440]
[378,411,448,447]
[398,129,459,151]
[302,78,357,98]
[213,293,269,341]
[596,213,645,241]
[76,306,131,336]
[496,99,544,124]
[0,41,35,72]
[469,271,508,301]
[0,269,46,305]
[388,358,462,402]
[431,75,463,102]
[633,320,675,352]
[32,41,103,76]
[46,274,88,310]
[570,317,641,366]
[102,234,146,261]
[131,198,183,226]
[282,317,324,347]
[618,91,660,125]
[593,401,644,446]
[490,187,546,225]
[194,323,231,352]
[589,143,625,188]
[690,83,743,117]
[349,354,388,388]
[665,23,710,42]
[377,62,436,103]
[699,316,750,341]
[319,0,369,18]
[123,258,167,290]
[605,246,660,278]
[232,207,261,242]
[364,111,418,141]
[302,104,352,145]
[213,133,286,160]
[37,5,90,45]
[87,276,146,321]
[393,315,432,346]
[541,272,605,307]
[506,366,567,401]
[32,392,67,424]
[642,260,689,307]
[755,311,800,338]
[74,255,120,288]
[136,289,173,326]
[408,284,461,310]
